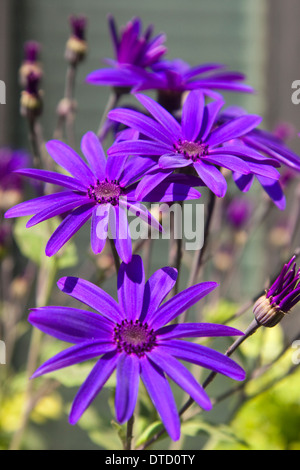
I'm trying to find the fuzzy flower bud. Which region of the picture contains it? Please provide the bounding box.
[253,255,300,327]
[20,72,43,118]
[65,15,88,65]
[19,41,43,87]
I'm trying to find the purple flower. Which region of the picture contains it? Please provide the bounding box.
[5,131,201,262]
[226,197,252,229]
[28,255,245,440]
[86,15,167,90]
[135,58,254,95]
[253,255,300,327]
[107,91,280,199]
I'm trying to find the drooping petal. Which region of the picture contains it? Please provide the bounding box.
[147,349,212,410]
[31,340,116,379]
[156,323,244,340]
[69,351,119,425]
[194,161,227,197]
[140,356,180,441]
[117,255,145,321]
[159,340,245,381]
[57,276,124,323]
[149,282,218,330]
[115,353,140,423]
[256,175,286,210]
[45,204,94,257]
[232,172,254,192]
[46,140,95,187]
[28,306,113,344]
[140,267,178,323]
[204,154,250,175]
[81,131,107,180]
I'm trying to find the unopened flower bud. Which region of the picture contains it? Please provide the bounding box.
[253,255,300,327]
[19,41,43,87]
[20,72,43,118]
[65,15,88,65]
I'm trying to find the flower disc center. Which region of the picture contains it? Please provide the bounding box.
[174,139,208,161]
[87,179,121,205]
[113,319,157,357]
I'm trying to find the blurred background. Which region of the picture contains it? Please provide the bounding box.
[1,0,300,451]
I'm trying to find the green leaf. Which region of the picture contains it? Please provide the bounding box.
[135,421,165,447]
[13,216,78,268]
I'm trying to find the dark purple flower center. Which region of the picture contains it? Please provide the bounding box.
[173,139,208,162]
[113,319,157,357]
[87,179,121,205]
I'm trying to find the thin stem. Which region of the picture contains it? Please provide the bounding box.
[125,414,135,450]
[97,91,120,141]
[109,238,121,273]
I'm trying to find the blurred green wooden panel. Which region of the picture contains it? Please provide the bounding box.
[18,0,267,147]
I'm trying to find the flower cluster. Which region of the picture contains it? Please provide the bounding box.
[6,14,300,445]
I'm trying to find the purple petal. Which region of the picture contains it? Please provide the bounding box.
[91,204,110,254]
[86,67,144,87]
[141,180,201,202]
[247,162,280,180]
[140,356,180,441]
[28,306,113,344]
[257,175,286,210]
[26,194,88,228]
[119,156,157,187]
[117,255,145,321]
[210,144,281,165]
[110,204,132,263]
[120,199,162,232]
[14,168,87,191]
[5,191,81,219]
[159,340,245,381]
[81,131,107,180]
[207,115,262,147]
[69,351,119,425]
[183,63,225,79]
[140,267,178,323]
[200,99,225,141]
[181,90,205,142]
[148,349,212,410]
[159,154,192,170]
[232,172,254,192]
[31,340,116,379]
[45,204,94,257]
[46,140,95,187]
[204,154,250,175]
[115,353,140,423]
[194,161,227,197]
[107,139,171,157]
[108,108,172,145]
[156,323,244,340]
[135,93,182,141]
[150,282,218,330]
[57,276,124,323]
[134,167,172,200]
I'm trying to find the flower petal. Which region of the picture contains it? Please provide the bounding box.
[91,204,110,254]
[29,306,113,344]
[31,340,115,379]
[115,353,140,423]
[117,255,145,321]
[194,161,227,197]
[159,340,246,381]
[45,204,94,257]
[156,323,244,340]
[140,267,178,323]
[107,139,171,157]
[14,168,87,191]
[149,282,218,330]
[69,351,119,424]
[148,349,212,410]
[140,356,180,441]
[110,204,132,263]
[205,154,250,175]
[57,276,124,323]
[81,131,107,180]
[181,90,205,142]
[207,115,262,147]
[46,140,95,187]
[257,175,286,210]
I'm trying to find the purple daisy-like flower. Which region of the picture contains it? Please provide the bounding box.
[86,15,167,90]
[218,107,300,209]
[135,58,254,95]
[5,131,201,262]
[107,91,281,199]
[28,255,245,440]
[253,255,300,327]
